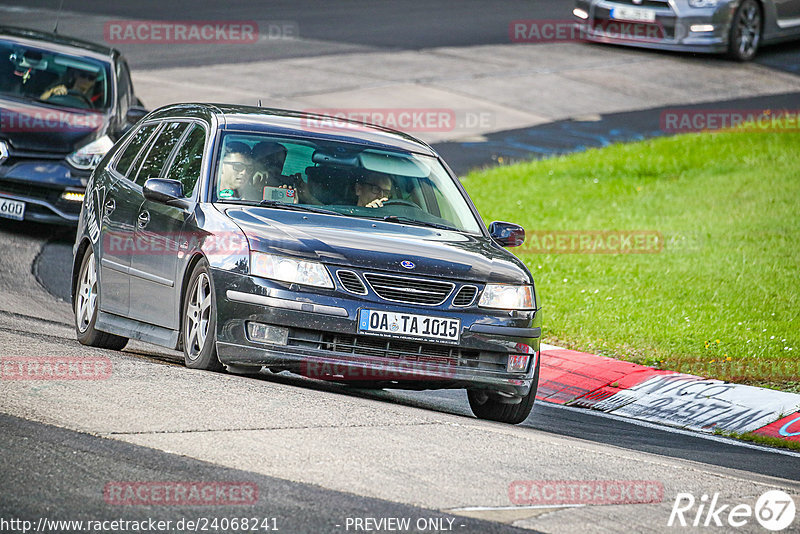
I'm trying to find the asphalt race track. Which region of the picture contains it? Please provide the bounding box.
[2,1,800,532]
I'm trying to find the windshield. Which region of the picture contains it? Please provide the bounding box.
[0,39,111,111]
[214,133,483,234]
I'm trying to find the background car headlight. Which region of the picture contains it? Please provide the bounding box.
[250,251,334,288]
[66,135,114,170]
[688,0,718,7]
[478,284,535,310]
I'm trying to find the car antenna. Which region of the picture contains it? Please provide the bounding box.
[258,99,262,107]
[53,0,65,34]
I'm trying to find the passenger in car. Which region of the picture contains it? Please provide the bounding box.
[354,171,394,208]
[218,141,255,199]
[248,141,312,202]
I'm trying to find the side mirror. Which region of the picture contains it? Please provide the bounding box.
[125,105,148,125]
[143,178,190,210]
[489,221,525,247]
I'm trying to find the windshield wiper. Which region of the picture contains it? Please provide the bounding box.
[257,199,343,216]
[217,198,342,216]
[380,215,459,232]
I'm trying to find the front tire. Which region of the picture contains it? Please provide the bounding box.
[728,0,762,61]
[74,248,128,350]
[182,259,223,371]
[468,357,540,424]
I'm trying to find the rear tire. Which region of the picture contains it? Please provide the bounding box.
[74,248,128,350]
[182,259,223,371]
[727,0,761,61]
[468,357,540,424]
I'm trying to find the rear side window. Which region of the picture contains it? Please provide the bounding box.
[133,121,189,186]
[164,124,206,198]
[115,123,159,177]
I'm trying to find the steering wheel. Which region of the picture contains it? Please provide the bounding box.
[66,89,93,107]
[46,90,92,109]
[381,199,420,208]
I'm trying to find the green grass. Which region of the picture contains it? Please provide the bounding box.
[462,130,800,392]
[713,429,800,451]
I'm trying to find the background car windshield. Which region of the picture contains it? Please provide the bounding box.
[0,40,110,111]
[214,133,483,234]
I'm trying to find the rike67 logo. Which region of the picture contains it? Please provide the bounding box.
[669,490,796,531]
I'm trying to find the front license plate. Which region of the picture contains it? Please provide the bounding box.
[611,6,657,22]
[358,309,460,343]
[0,197,25,221]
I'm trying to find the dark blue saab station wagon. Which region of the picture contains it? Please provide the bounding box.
[72,103,542,424]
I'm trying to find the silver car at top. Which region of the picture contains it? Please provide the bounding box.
[573,0,800,60]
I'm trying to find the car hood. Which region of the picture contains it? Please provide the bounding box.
[224,206,532,284]
[0,96,107,153]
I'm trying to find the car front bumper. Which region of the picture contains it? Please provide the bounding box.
[0,157,87,224]
[574,0,735,54]
[212,269,542,397]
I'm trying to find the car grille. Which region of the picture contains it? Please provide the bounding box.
[0,179,82,216]
[0,179,55,201]
[336,269,367,295]
[363,273,454,306]
[605,0,669,7]
[452,285,478,307]
[286,329,508,373]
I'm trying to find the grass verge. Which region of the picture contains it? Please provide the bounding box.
[462,129,799,392]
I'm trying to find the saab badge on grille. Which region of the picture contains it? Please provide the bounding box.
[400,260,415,269]
[0,141,8,165]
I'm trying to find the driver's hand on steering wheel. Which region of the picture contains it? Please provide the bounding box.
[41,85,68,99]
[365,197,389,208]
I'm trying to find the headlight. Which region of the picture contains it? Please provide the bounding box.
[688,0,718,7]
[478,284,535,310]
[250,251,334,289]
[66,135,114,170]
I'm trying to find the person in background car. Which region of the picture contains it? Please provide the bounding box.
[40,67,99,107]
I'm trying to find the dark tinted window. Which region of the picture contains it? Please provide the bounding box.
[133,122,188,186]
[115,123,159,177]
[164,124,206,198]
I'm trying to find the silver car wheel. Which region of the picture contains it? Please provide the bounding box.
[75,252,97,333]
[184,272,212,361]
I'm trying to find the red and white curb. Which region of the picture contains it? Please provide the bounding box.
[535,343,800,444]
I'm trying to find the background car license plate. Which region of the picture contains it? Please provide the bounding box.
[0,198,25,221]
[358,310,460,342]
[611,6,657,22]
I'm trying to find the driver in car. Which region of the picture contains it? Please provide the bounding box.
[355,171,394,208]
[40,68,98,107]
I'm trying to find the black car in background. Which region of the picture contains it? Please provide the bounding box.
[0,26,146,224]
[71,103,543,424]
